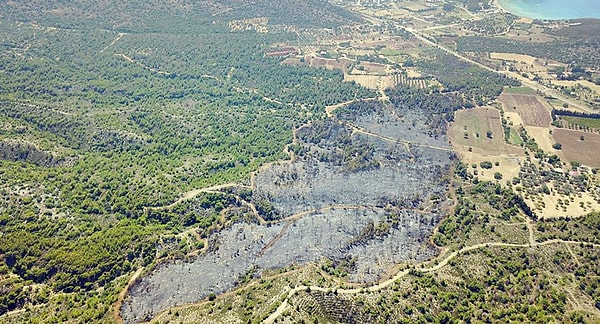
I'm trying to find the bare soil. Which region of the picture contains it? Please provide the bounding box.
[498,93,552,127]
[553,128,600,167]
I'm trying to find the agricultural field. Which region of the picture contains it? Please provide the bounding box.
[489,52,565,83]
[498,92,552,127]
[343,74,394,90]
[450,107,520,155]
[525,126,558,153]
[553,129,600,168]
[392,73,434,89]
[282,56,355,72]
[553,80,600,107]
[561,116,600,132]
[449,107,524,183]
[490,52,538,65]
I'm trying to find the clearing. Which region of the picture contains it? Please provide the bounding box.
[498,92,552,127]
[553,128,600,168]
[449,107,525,183]
[450,107,522,156]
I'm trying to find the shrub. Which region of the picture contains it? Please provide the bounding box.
[480,161,493,169]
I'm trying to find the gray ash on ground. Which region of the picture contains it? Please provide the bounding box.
[121,208,441,323]
[121,101,454,323]
[253,120,451,219]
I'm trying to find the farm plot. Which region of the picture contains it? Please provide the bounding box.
[524,191,599,218]
[553,80,600,108]
[355,61,388,75]
[526,126,559,154]
[553,129,600,167]
[450,107,522,156]
[344,74,378,89]
[310,56,354,71]
[343,74,395,90]
[517,159,600,218]
[393,73,430,89]
[498,92,552,127]
[560,116,600,133]
[490,52,537,65]
[504,111,524,126]
[282,56,354,72]
[449,107,525,182]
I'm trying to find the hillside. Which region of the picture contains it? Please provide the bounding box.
[1,0,599,323]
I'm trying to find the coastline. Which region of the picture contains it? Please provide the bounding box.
[491,0,535,20]
[492,0,533,19]
[490,0,600,20]
[492,0,534,22]
[491,0,508,15]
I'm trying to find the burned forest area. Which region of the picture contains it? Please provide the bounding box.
[2,0,600,323]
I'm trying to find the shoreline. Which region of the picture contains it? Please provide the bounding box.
[491,0,508,15]
[491,0,538,22]
[491,0,540,20]
[490,0,600,21]
[492,0,538,20]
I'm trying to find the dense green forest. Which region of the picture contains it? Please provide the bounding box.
[0,0,359,31]
[415,51,521,101]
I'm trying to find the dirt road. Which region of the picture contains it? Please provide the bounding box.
[262,236,600,323]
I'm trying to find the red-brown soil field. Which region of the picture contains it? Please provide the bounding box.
[499,93,551,127]
[553,129,600,167]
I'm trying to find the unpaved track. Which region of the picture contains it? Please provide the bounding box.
[143,267,306,324]
[262,10,600,322]
[262,237,600,323]
[100,32,126,53]
[115,53,171,75]
[256,204,433,257]
[119,52,598,322]
[114,268,144,324]
[124,77,448,322]
[148,183,249,210]
[400,26,592,113]
[347,122,453,152]
[325,97,378,118]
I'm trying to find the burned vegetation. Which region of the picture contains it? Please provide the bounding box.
[121,91,458,322]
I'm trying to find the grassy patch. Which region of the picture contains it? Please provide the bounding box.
[450,107,521,155]
[378,48,402,57]
[504,86,535,94]
[547,98,566,108]
[563,116,600,130]
[506,127,524,146]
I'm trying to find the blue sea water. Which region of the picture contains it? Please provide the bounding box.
[496,0,600,20]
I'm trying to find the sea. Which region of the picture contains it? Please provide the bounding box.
[496,0,600,20]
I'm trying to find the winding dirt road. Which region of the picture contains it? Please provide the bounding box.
[114,268,144,324]
[347,122,453,152]
[262,236,600,323]
[148,183,250,211]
